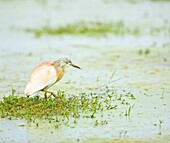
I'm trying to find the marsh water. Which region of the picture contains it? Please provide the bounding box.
[0,0,170,143]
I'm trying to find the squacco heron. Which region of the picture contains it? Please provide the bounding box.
[25,58,81,98]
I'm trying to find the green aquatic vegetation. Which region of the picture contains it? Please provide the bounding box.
[11,88,16,96]
[138,49,151,55]
[0,90,111,122]
[94,120,108,126]
[158,120,164,135]
[0,88,136,126]
[154,120,164,135]
[119,130,128,137]
[125,104,135,117]
[130,94,136,100]
[24,21,142,37]
[145,49,150,55]
[159,120,163,129]
[24,21,168,37]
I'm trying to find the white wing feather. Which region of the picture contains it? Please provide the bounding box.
[25,65,57,96]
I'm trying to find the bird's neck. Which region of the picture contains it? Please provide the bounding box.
[54,61,66,81]
[55,67,65,82]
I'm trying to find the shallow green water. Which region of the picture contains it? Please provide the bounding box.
[0,0,170,143]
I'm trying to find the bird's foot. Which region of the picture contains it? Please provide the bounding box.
[50,91,58,98]
[43,90,58,99]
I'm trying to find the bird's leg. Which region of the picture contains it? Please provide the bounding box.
[44,92,48,99]
[42,89,49,99]
[47,90,58,98]
[47,93,52,98]
[42,89,57,98]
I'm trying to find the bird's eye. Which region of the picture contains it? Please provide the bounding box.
[67,60,71,64]
[64,58,71,64]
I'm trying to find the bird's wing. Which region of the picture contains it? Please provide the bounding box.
[25,62,57,96]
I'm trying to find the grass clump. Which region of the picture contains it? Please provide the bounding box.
[0,90,113,123]
[0,88,136,126]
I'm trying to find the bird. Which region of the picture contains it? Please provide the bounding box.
[24,58,81,98]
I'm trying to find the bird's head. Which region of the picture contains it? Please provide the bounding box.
[58,58,81,69]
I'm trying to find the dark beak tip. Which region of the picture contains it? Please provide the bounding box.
[75,66,81,70]
[71,64,81,69]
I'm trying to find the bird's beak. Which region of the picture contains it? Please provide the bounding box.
[70,63,81,69]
